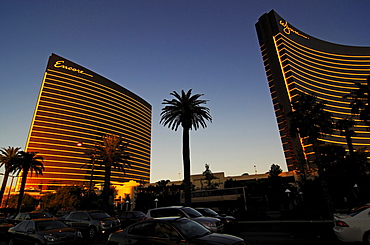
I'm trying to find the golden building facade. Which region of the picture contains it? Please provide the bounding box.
[20,53,151,191]
[256,10,370,171]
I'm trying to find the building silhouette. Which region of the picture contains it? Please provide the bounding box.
[255,10,370,171]
[19,54,151,192]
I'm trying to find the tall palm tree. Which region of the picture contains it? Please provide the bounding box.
[87,133,131,211]
[288,92,334,156]
[335,117,356,156]
[14,151,44,212]
[288,92,334,216]
[344,75,370,125]
[160,89,212,206]
[0,147,21,207]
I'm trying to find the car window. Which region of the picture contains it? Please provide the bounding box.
[182,207,202,218]
[118,212,126,219]
[36,221,67,231]
[154,222,179,238]
[128,222,154,236]
[133,212,145,218]
[126,213,133,219]
[17,221,30,231]
[151,209,182,218]
[30,213,52,219]
[26,221,35,231]
[89,212,110,219]
[80,213,89,220]
[173,219,210,239]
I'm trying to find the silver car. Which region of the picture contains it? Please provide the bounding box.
[146,206,224,233]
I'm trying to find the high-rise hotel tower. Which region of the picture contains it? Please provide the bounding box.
[21,54,151,191]
[256,10,370,171]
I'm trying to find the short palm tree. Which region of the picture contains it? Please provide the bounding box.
[0,146,21,206]
[14,151,44,212]
[160,89,212,206]
[87,133,131,211]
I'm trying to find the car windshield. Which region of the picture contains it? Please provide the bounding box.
[133,212,145,218]
[182,207,202,218]
[173,218,211,238]
[36,221,67,231]
[200,209,218,217]
[89,212,110,219]
[30,213,52,219]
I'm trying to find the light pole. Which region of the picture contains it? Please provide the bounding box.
[77,142,96,198]
[154,198,158,208]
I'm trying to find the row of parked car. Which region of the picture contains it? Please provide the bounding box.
[1,206,245,245]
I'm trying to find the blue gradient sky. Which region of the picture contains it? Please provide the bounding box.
[1,0,369,184]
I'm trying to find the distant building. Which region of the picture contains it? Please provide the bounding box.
[18,54,151,192]
[255,10,370,171]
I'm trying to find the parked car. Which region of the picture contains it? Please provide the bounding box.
[146,206,224,233]
[116,211,145,228]
[333,204,370,243]
[195,208,237,227]
[8,218,82,245]
[12,211,53,224]
[0,218,13,240]
[63,210,120,239]
[108,217,247,245]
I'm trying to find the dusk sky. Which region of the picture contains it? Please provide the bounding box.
[1,0,369,184]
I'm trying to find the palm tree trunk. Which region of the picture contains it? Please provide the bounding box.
[17,169,29,213]
[183,127,191,207]
[103,162,112,212]
[0,168,10,206]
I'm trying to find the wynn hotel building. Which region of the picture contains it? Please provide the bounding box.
[256,10,370,171]
[20,53,151,192]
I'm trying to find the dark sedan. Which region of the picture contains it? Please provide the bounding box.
[108,217,247,245]
[8,218,82,245]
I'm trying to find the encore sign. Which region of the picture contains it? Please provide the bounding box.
[279,20,309,39]
[54,60,93,77]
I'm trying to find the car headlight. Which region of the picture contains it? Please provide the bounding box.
[99,221,106,225]
[204,222,216,227]
[44,234,60,242]
[76,231,83,238]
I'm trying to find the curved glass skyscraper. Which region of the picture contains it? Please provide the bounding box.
[21,54,151,191]
[256,10,370,171]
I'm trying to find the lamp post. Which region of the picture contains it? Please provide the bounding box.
[77,142,96,198]
[154,198,158,208]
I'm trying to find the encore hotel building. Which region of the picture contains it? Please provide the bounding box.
[256,10,370,171]
[19,53,151,192]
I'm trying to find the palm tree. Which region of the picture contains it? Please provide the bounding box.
[14,151,44,212]
[160,89,212,206]
[288,92,334,217]
[288,92,334,157]
[335,117,356,156]
[0,146,21,207]
[87,133,131,211]
[344,75,370,125]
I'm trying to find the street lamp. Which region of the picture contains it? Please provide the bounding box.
[154,198,158,208]
[77,142,96,197]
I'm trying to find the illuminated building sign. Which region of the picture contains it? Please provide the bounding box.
[279,20,309,39]
[54,60,93,77]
